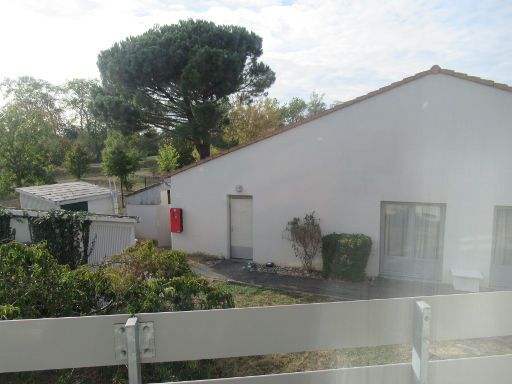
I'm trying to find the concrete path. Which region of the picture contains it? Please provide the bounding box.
[193,259,458,301]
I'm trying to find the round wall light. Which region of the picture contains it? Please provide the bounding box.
[235,185,243,193]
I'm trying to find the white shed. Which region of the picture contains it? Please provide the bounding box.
[16,182,117,214]
[168,66,512,290]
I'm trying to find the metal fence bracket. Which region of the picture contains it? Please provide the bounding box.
[412,300,431,384]
[114,317,155,384]
[114,320,155,361]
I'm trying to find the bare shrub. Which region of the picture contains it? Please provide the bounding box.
[283,212,322,272]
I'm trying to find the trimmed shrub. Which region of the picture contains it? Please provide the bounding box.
[322,233,372,281]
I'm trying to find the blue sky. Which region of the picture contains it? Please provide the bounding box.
[1,0,511,103]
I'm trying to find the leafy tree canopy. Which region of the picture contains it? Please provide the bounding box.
[102,131,142,190]
[280,92,328,126]
[157,143,180,174]
[0,104,56,195]
[63,79,107,160]
[0,76,64,134]
[94,19,276,159]
[222,97,282,146]
[64,143,91,179]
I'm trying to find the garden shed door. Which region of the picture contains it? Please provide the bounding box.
[229,196,253,260]
[380,202,445,281]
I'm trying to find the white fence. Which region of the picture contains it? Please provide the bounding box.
[6,208,137,263]
[1,291,512,383]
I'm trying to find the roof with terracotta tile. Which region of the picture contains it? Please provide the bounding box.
[163,65,512,180]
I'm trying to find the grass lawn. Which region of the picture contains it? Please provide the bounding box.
[204,281,512,379]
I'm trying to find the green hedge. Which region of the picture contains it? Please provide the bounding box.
[321,233,372,281]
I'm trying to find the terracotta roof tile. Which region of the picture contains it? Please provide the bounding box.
[163,65,512,179]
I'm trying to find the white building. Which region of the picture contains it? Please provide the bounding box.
[125,182,172,247]
[167,66,512,289]
[16,182,117,214]
[6,208,137,264]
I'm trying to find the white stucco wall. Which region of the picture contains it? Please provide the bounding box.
[169,73,512,287]
[19,194,58,211]
[87,196,114,215]
[19,193,114,214]
[7,211,136,262]
[126,204,172,247]
[125,183,164,205]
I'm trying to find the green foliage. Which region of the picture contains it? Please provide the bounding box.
[157,143,180,174]
[63,78,107,161]
[321,233,372,281]
[0,304,20,320]
[64,143,91,179]
[0,240,233,321]
[0,208,14,242]
[0,242,108,318]
[283,212,322,272]
[306,91,327,116]
[104,241,234,313]
[221,97,282,147]
[0,104,56,195]
[28,210,92,268]
[280,97,307,125]
[95,19,275,159]
[280,92,327,125]
[102,131,142,189]
[0,77,64,134]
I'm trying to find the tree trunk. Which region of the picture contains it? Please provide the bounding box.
[195,143,211,159]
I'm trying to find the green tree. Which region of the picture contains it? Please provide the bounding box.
[0,76,64,134]
[306,91,327,116]
[222,97,282,146]
[0,104,56,195]
[280,97,307,125]
[102,131,141,196]
[64,143,90,179]
[157,143,180,174]
[95,19,275,159]
[280,92,328,125]
[63,79,106,161]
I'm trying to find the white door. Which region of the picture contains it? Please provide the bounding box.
[491,206,512,289]
[380,202,445,281]
[230,196,253,260]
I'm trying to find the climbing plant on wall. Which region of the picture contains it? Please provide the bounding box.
[28,210,93,268]
[0,208,14,243]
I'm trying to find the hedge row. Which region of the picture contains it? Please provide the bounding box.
[322,233,372,281]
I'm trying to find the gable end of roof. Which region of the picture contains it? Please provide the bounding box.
[164,65,512,179]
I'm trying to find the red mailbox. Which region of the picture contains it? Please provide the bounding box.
[170,208,183,233]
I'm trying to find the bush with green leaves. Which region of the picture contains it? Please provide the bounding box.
[0,242,109,319]
[28,209,92,268]
[103,241,234,313]
[321,233,372,281]
[283,212,322,272]
[0,208,14,242]
[0,240,233,320]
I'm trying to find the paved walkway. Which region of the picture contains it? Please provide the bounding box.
[193,259,459,301]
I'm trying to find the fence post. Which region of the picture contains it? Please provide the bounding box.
[125,316,142,384]
[412,300,431,384]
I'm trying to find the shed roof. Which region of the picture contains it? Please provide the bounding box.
[163,65,512,180]
[16,182,113,204]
